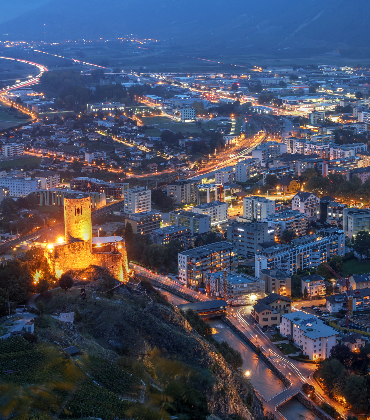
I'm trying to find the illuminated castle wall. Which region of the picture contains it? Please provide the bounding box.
[47,194,129,282]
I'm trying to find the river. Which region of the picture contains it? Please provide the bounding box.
[278,396,321,420]
[209,320,286,400]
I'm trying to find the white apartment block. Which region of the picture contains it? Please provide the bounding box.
[84,151,106,164]
[178,241,237,286]
[243,196,275,222]
[329,143,367,160]
[281,311,337,360]
[36,172,60,190]
[252,142,287,166]
[215,168,235,185]
[264,210,308,240]
[192,201,228,226]
[2,143,24,158]
[0,177,40,197]
[255,228,345,277]
[169,210,211,235]
[292,192,320,221]
[343,208,370,239]
[301,274,326,297]
[235,159,259,182]
[167,180,198,205]
[123,187,151,214]
[180,107,196,122]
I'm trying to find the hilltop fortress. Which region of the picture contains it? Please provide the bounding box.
[46,194,129,282]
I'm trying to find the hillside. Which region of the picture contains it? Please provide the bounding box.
[2,0,370,56]
[0,281,263,419]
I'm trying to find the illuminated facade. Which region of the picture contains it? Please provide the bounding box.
[47,194,129,282]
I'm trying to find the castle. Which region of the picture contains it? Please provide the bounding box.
[46,194,129,282]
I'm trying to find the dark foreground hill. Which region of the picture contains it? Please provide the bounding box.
[2,0,370,56]
[0,281,263,419]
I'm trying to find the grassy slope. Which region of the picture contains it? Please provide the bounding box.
[0,285,259,419]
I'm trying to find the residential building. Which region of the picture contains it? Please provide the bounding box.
[197,183,224,204]
[227,221,275,258]
[310,111,325,125]
[243,196,275,221]
[347,166,370,183]
[125,212,161,235]
[84,150,107,164]
[301,274,326,297]
[255,228,345,277]
[342,333,366,351]
[151,225,191,248]
[2,143,24,157]
[292,192,320,221]
[37,189,106,209]
[349,274,370,290]
[0,177,40,197]
[280,311,337,360]
[167,180,198,205]
[235,159,259,182]
[169,210,211,235]
[215,168,235,185]
[179,107,196,122]
[260,268,292,296]
[325,293,347,314]
[205,270,265,304]
[264,210,308,240]
[35,171,60,190]
[252,294,292,327]
[319,197,346,226]
[192,201,228,226]
[357,151,370,168]
[71,177,127,199]
[329,143,367,160]
[124,187,151,214]
[343,208,370,239]
[252,142,288,166]
[178,242,237,286]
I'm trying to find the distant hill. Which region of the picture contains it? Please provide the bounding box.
[2,0,370,56]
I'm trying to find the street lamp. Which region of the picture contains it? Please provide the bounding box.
[98,227,102,237]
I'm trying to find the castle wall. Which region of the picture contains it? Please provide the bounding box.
[64,196,92,246]
[48,241,129,282]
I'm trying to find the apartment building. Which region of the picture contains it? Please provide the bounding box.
[292,192,320,221]
[71,177,127,199]
[252,142,288,166]
[280,312,337,360]
[235,159,260,182]
[357,151,370,168]
[151,225,191,248]
[319,198,346,226]
[326,288,370,314]
[310,111,325,125]
[260,268,292,296]
[255,228,345,277]
[243,196,275,221]
[215,168,235,185]
[264,210,308,240]
[169,210,211,235]
[347,166,370,183]
[178,241,237,286]
[2,143,24,157]
[205,270,265,304]
[252,294,292,328]
[329,143,367,160]
[123,186,151,214]
[227,221,275,258]
[349,274,370,290]
[166,180,198,205]
[343,208,370,239]
[179,107,196,122]
[301,274,326,297]
[0,177,40,197]
[35,171,60,190]
[125,212,161,235]
[192,201,228,226]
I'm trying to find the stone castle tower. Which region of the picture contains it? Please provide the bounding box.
[64,194,92,248]
[47,194,129,282]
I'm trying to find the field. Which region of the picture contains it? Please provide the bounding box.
[0,105,31,130]
[142,116,218,135]
[342,258,370,276]
[0,156,41,170]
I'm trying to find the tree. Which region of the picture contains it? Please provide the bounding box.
[329,255,343,274]
[58,274,74,293]
[315,263,332,280]
[319,358,346,393]
[300,168,319,182]
[343,375,368,413]
[291,274,303,298]
[303,286,308,299]
[124,222,134,260]
[353,231,370,259]
[355,91,363,99]
[281,230,296,244]
[330,344,354,369]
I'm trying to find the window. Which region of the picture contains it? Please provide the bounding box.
[262,318,268,322]
[271,317,277,321]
